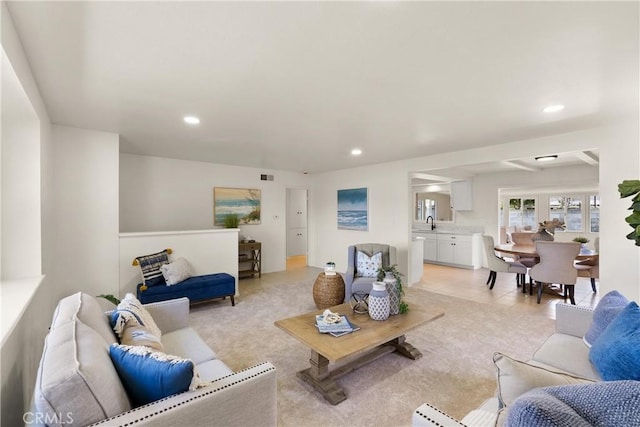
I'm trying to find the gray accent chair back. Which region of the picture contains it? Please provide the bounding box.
[344,243,396,303]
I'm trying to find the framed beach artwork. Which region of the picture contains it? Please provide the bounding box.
[337,187,368,231]
[213,187,261,226]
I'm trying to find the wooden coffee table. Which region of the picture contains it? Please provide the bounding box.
[274,302,444,405]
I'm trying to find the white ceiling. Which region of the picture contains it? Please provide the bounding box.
[6,1,639,174]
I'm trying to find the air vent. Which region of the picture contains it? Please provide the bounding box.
[260,174,274,181]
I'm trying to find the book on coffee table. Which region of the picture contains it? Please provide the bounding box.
[315,315,359,335]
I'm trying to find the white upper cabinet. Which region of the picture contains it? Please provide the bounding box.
[450,180,473,211]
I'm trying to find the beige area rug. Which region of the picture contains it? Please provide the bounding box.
[189,270,555,427]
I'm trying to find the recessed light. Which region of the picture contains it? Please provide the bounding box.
[351,148,362,156]
[535,155,558,162]
[542,104,565,113]
[183,116,200,125]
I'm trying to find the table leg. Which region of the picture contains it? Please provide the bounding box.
[388,335,423,360]
[296,350,347,405]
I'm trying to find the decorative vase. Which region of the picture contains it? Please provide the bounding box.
[368,281,390,321]
[383,271,400,315]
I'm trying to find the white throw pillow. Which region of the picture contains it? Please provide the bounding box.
[160,257,193,286]
[356,251,383,278]
[493,352,593,408]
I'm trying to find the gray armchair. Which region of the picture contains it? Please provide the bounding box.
[344,243,397,303]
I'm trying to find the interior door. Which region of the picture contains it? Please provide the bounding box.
[286,188,308,257]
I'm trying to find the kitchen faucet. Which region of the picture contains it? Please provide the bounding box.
[426,216,436,230]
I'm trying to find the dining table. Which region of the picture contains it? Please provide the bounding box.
[493,243,598,261]
[494,243,598,303]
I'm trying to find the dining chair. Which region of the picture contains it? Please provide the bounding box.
[528,241,581,304]
[482,235,527,289]
[574,237,599,293]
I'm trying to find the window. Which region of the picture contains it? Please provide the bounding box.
[549,196,583,232]
[508,198,536,229]
[589,195,600,232]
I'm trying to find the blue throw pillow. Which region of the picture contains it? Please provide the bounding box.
[589,301,640,381]
[109,344,202,406]
[584,290,629,347]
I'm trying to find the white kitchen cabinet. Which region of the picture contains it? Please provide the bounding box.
[423,234,438,261]
[435,233,480,269]
[450,180,473,211]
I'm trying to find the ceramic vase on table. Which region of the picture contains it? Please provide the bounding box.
[368,281,390,321]
[383,271,400,315]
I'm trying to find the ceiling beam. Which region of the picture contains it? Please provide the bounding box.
[501,160,541,172]
[574,150,599,165]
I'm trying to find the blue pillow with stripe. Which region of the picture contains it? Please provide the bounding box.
[135,250,170,287]
[109,344,202,406]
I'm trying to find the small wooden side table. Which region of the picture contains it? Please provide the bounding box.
[312,273,345,309]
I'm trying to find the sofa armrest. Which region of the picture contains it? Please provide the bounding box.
[555,304,594,338]
[91,362,277,427]
[143,297,190,333]
[413,403,466,427]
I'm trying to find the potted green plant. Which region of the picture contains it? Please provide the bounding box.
[97,294,120,306]
[619,180,640,246]
[377,264,409,314]
[224,213,240,228]
[572,237,589,244]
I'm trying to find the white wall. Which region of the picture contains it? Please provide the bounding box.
[1,4,54,425]
[1,48,41,279]
[119,154,310,273]
[51,125,120,298]
[308,163,411,276]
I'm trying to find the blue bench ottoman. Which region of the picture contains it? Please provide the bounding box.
[137,272,236,306]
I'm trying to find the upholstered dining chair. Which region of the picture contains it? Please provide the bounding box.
[344,243,396,303]
[482,236,527,289]
[574,236,599,293]
[528,241,581,304]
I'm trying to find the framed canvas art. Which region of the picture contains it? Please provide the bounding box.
[337,188,368,231]
[214,187,261,225]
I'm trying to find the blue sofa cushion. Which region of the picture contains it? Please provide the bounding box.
[589,301,640,381]
[137,273,235,305]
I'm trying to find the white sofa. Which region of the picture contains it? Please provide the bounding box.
[33,292,277,426]
[412,303,599,426]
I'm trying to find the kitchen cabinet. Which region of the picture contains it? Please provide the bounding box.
[423,234,438,261]
[436,234,479,268]
[450,180,473,211]
[437,234,474,266]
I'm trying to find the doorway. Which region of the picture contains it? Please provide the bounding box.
[286,188,308,270]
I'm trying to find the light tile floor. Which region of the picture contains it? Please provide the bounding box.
[413,263,601,319]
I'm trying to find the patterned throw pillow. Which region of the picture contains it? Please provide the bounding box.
[109,344,205,407]
[160,257,193,286]
[356,251,383,278]
[110,293,163,341]
[135,250,170,287]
